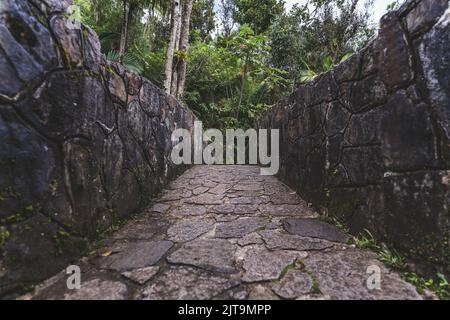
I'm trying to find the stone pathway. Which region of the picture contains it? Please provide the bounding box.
[22,166,420,300]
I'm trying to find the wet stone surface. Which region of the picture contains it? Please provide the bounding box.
[25,166,422,300]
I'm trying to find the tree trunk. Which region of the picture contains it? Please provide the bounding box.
[174,0,194,98]
[170,0,184,96]
[119,0,131,64]
[164,0,182,95]
[170,6,182,96]
[92,0,101,24]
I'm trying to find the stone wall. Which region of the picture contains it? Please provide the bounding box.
[0,0,196,296]
[257,0,450,273]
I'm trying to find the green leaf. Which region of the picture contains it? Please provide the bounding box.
[106,50,144,75]
[340,52,354,63]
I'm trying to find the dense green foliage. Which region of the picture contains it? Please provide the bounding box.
[233,0,285,34]
[184,25,289,128]
[78,0,376,129]
[270,0,375,85]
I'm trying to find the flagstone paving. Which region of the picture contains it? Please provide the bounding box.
[22,166,421,300]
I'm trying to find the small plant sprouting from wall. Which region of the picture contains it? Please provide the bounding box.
[405,272,450,300]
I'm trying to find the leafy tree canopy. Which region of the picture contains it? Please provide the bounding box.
[78,0,376,129]
[233,0,285,34]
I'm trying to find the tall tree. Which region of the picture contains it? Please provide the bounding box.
[169,4,183,95]
[119,0,132,64]
[92,0,102,24]
[164,0,182,94]
[173,0,194,97]
[164,0,194,97]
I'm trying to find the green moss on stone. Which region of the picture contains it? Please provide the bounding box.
[0,228,11,248]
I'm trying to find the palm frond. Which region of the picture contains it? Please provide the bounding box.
[106,50,144,75]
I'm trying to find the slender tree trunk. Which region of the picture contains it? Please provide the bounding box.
[170,64,179,96]
[164,0,182,95]
[92,0,101,24]
[170,6,182,96]
[170,1,183,96]
[119,0,131,64]
[174,0,194,98]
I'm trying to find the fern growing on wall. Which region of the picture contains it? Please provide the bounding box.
[106,50,144,74]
